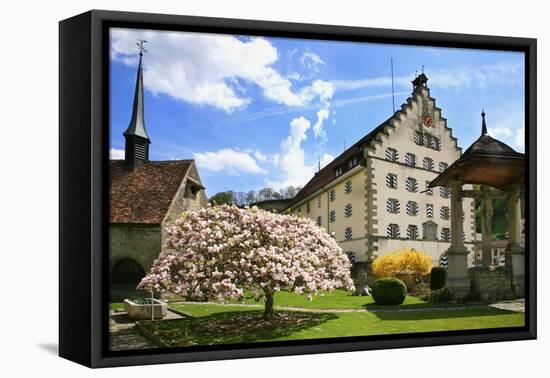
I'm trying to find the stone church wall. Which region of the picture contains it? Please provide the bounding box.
[110,224,161,273]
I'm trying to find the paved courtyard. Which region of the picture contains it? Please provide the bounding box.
[109,309,185,351]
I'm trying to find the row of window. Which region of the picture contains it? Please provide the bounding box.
[387,224,456,241]
[414,131,441,150]
[302,180,354,214]
[316,216,355,241]
[385,148,448,172]
[327,204,354,223]
[386,173,450,198]
[314,221,463,242]
[335,156,360,177]
[386,198,450,219]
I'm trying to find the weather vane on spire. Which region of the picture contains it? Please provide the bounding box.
[137,39,148,56]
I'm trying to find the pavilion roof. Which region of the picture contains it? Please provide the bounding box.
[430,111,524,189]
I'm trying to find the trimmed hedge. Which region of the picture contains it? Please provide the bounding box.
[430,267,447,290]
[371,277,407,305]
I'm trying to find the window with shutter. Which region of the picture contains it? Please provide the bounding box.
[423,157,434,171]
[405,153,416,167]
[345,180,352,194]
[386,198,400,213]
[441,228,451,241]
[386,173,397,189]
[407,225,419,240]
[345,227,353,240]
[440,206,450,220]
[406,177,418,192]
[345,204,352,217]
[426,204,434,218]
[385,148,399,162]
[387,224,400,239]
[406,201,418,216]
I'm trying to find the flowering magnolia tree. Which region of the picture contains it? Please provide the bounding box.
[138,205,354,319]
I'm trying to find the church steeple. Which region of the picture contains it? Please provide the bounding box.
[481,109,488,135]
[124,39,151,170]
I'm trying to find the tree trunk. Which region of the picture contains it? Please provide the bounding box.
[263,291,274,320]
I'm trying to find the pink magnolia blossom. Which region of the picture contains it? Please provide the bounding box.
[139,204,354,318]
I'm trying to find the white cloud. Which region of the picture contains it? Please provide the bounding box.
[111,29,333,112]
[287,72,303,81]
[271,116,313,188]
[300,51,325,72]
[320,153,334,169]
[254,150,268,162]
[110,148,125,159]
[485,109,525,151]
[193,148,265,175]
[488,127,514,139]
[267,115,335,190]
[514,126,525,149]
[312,108,330,139]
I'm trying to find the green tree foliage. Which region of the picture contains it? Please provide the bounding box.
[209,191,235,206]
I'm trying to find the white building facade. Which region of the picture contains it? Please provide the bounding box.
[289,74,476,266]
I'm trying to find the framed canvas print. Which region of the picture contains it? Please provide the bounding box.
[59,10,537,368]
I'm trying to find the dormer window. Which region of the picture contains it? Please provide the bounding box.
[348,156,358,169]
[335,166,343,177]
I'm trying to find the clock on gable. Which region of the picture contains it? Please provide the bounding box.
[422,113,433,127]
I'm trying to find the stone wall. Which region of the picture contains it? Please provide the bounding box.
[110,224,162,273]
[468,267,516,301]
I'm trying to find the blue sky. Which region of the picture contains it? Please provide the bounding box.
[109,28,525,197]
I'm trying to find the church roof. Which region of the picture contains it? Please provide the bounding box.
[110,160,192,224]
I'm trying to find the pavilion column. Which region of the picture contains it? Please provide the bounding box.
[480,185,494,268]
[446,182,470,299]
[506,184,524,296]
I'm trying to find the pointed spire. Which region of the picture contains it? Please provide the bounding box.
[123,44,150,141]
[124,40,151,170]
[481,109,488,135]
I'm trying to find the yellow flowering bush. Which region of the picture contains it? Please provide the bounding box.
[372,248,432,288]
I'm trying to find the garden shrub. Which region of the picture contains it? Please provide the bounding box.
[371,277,407,305]
[429,287,453,303]
[372,248,432,289]
[430,267,447,290]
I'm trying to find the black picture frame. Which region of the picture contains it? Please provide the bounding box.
[59,9,537,368]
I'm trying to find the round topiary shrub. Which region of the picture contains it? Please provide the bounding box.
[430,267,447,290]
[371,277,407,305]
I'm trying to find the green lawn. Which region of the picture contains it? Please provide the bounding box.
[140,305,524,347]
[111,290,524,347]
[239,289,433,310]
[110,302,124,311]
